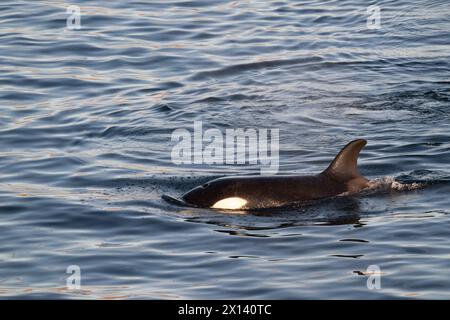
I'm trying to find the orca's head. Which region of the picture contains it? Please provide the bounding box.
[182,178,247,209]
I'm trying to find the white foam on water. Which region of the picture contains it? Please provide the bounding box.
[365,176,425,194]
[339,176,425,197]
[390,180,425,191]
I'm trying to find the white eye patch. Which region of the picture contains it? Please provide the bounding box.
[212,197,247,210]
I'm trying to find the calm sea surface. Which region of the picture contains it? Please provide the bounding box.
[1,0,450,299]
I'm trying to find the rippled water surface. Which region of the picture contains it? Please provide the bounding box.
[1,0,450,299]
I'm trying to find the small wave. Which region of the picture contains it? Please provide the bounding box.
[189,56,323,81]
[390,180,425,191]
[338,176,425,198]
[365,176,425,194]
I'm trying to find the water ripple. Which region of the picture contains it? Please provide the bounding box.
[0,0,450,299]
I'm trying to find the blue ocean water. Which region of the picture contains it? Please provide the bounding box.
[0,0,449,299]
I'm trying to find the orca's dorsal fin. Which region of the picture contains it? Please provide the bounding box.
[322,139,367,181]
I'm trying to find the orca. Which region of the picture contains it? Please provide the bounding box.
[170,139,370,210]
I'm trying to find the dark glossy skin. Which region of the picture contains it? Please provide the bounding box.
[180,139,370,210]
[182,173,351,209]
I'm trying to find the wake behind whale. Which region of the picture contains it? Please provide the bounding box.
[163,139,426,211]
